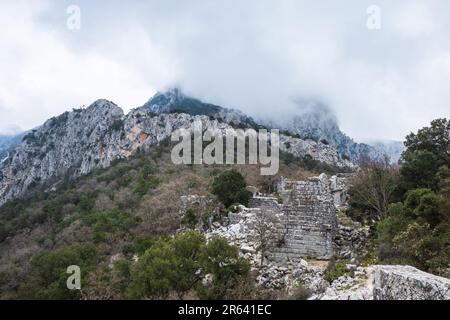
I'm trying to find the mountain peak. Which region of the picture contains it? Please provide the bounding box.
[88,99,123,113]
[141,87,202,114]
[139,88,257,128]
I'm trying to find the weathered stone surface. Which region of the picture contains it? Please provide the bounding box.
[309,265,450,300]
[373,265,450,300]
[334,225,368,259]
[329,173,352,210]
[271,175,338,261]
[279,135,354,169]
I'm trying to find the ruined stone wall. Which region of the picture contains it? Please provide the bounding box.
[212,174,343,262]
[266,175,337,261]
[329,174,352,209]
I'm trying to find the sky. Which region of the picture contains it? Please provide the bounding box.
[0,0,449,141]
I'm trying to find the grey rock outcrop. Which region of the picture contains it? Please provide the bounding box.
[0,133,25,166]
[314,265,450,300]
[279,136,354,169]
[0,99,124,204]
[373,265,450,300]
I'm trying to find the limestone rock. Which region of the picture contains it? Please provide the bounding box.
[373,265,450,300]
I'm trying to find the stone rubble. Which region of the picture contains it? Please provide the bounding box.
[310,266,374,300]
[334,225,368,260]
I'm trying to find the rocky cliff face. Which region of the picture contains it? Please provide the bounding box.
[143,89,405,163]
[0,133,25,165]
[0,98,352,206]
[0,99,124,204]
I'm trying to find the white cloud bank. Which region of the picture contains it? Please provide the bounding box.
[0,0,449,141]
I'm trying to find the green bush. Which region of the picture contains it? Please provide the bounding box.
[127,232,252,300]
[127,232,205,299]
[400,151,439,190]
[211,169,252,207]
[227,203,241,213]
[133,175,161,196]
[181,208,199,229]
[197,237,251,300]
[17,243,99,300]
[126,235,155,256]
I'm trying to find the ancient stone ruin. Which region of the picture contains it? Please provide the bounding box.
[268,174,338,261]
[209,173,349,263]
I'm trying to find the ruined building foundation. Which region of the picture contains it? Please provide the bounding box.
[204,174,350,263]
[268,175,338,261]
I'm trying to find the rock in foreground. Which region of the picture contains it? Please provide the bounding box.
[373,265,450,300]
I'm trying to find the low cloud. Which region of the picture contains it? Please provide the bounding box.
[1,0,449,141]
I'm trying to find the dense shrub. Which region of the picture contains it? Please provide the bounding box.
[127,232,205,299]
[400,151,439,191]
[82,209,138,241]
[127,232,252,300]
[181,208,199,229]
[371,118,450,275]
[211,169,252,207]
[125,235,155,256]
[133,174,161,196]
[17,244,99,300]
[196,237,251,300]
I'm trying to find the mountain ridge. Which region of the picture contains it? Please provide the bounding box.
[141,88,404,162]
[0,133,26,165]
[0,96,352,205]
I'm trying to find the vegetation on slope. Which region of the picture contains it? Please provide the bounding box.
[348,118,450,277]
[0,138,342,299]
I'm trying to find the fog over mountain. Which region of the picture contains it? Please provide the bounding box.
[141,88,404,162]
[0,133,26,164]
[1,1,450,142]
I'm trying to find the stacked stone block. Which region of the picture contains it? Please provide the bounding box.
[244,175,338,262]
